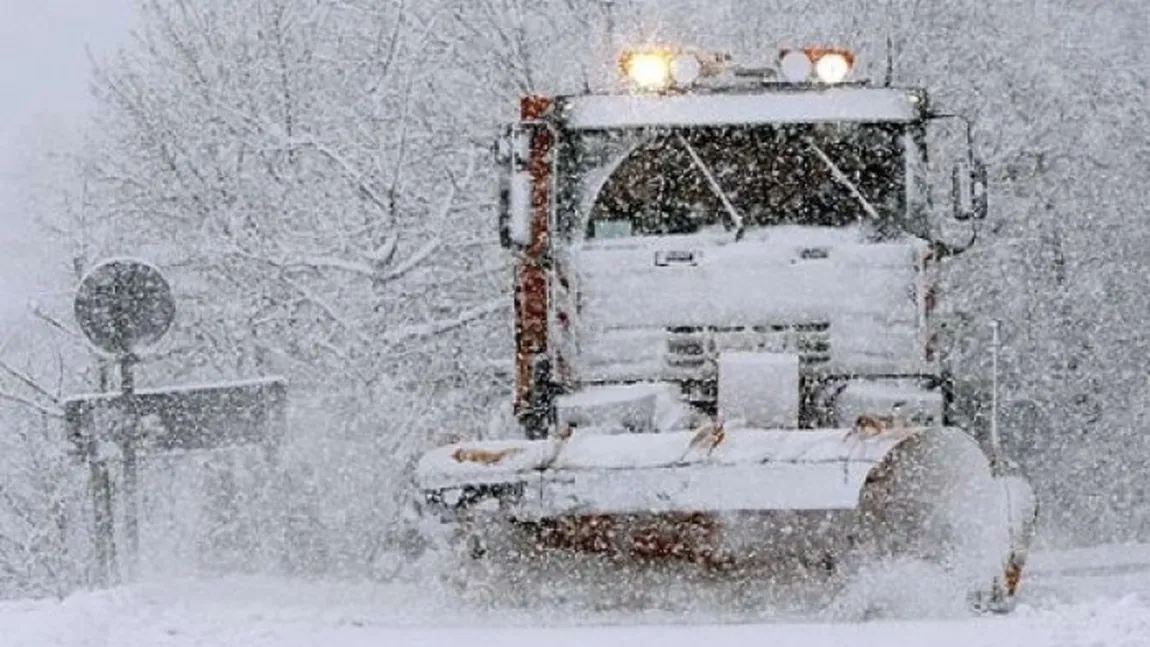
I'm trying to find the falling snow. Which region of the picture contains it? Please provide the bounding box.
[0,0,1147,644]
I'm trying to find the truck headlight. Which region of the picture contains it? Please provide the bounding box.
[619,46,712,91]
[621,50,672,91]
[780,50,813,82]
[779,48,856,84]
[670,52,702,86]
[815,52,852,84]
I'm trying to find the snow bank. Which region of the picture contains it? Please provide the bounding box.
[1030,543,1150,579]
[822,557,973,621]
[4,567,1150,647]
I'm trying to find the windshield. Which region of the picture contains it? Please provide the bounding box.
[557,122,919,242]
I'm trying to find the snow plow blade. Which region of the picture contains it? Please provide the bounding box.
[416,424,1035,609]
[416,425,1044,615]
[418,426,922,518]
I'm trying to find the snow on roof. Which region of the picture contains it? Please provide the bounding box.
[559,87,922,131]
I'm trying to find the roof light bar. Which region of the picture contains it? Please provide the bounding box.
[778,48,856,84]
[618,46,730,92]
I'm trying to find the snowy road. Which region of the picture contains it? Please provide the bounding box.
[5,544,1150,646]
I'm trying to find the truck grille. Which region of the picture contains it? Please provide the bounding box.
[664,322,831,373]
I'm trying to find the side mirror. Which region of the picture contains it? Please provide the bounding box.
[950,158,988,221]
[951,161,973,221]
[971,159,988,220]
[928,112,989,223]
[495,123,534,250]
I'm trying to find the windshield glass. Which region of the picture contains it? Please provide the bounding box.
[558,122,917,242]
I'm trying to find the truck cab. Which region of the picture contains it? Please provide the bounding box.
[495,46,988,441]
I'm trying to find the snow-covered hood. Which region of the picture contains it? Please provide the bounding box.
[569,229,923,328]
[563,228,931,382]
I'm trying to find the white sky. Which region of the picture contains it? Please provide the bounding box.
[0,0,134,316]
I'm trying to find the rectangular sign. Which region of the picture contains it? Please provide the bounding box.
[63,377,288,454]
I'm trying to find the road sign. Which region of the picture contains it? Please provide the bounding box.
[65,376,289,586]
[66,259,289,588]
[74,258,175,355]
[63,377,289,455]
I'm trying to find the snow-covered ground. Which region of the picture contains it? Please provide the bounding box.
[5,543,1150,646]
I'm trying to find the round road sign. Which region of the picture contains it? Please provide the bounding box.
[74,258,176,355]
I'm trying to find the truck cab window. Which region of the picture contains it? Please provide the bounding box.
[568,123,909,241]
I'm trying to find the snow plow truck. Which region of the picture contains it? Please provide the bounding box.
[414,45,1039,615]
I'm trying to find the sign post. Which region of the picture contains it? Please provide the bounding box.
[118,354,141,578]
[67,257,288,587]
[73,258,175,583]
[64,376,289,584]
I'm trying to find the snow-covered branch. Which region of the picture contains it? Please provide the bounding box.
[0,393,63,419]
[297,140,393,218]
[0,362,59,408]
[380,299,509,346]
[291,256,377,278]
[278,277,370,346]
[378,147,478,282]
[376,236,442,283]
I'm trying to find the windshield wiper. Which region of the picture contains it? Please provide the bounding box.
[804,137,881,222]
[675,133,746,241]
